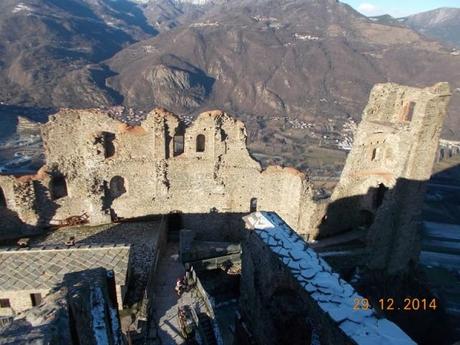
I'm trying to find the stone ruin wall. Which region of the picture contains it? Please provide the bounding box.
[0,108,313,238]
[0,82,451,273]
[316,82,451,272]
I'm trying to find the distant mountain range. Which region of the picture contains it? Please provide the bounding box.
[0,0,459,145]
[370,7,460,49]
[403,8,460,49]
[0,0,157,108]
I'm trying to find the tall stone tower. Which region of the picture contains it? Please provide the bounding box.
[322,82,451,273]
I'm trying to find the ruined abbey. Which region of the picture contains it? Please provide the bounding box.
[0,82,451,272]
[0,82,453,345]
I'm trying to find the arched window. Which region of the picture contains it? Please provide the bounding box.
[109,176,126,199]
[196,134,206,153]
[50,174,68,200]
[250,197,258,212]
[0,187,6,207]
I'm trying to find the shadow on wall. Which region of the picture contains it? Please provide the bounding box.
[33,178,60,228]
[267,288,313,345]
[0,178,60,241]
[70,212,247,306]
[317,175,434,269]
[318,163,460,248]
[51,267,123,345]
[313,163,460,345]
[0,207,36,241]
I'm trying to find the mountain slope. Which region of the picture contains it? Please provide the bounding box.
[403,7,460,48]
[107,0,460,139]
[140,0,209,31]
[0,0,156,108]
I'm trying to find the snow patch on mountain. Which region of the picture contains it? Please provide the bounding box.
[12,3,33,14]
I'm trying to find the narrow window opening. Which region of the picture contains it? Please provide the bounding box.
[0,187,6,207]
[95,132,116,158]
[374,183,388,209]
[109,176,126,199]
[0,299,10,308]
[30,293,42,307]
[400,102,416,122]
[196,134,206,153]
[250,197,258,212]
[103,132,116,158]
[50,174,68,200]
[173,127,185,157]
[371,147,379,161]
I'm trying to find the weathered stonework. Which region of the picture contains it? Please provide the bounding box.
[0,82,451,274]
[0,108,313,236]
[315,82,451,272]
[239,212,416,345]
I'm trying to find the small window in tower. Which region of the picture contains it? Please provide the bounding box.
[400,102,416,122]
[109,176,127,199]
[371,147,379,161]
[30,293,42,307]
[0,187,6,207]
[196,134,206,153]
[0,298,10,308]
[250,198,258,212]
[50,174,68,200]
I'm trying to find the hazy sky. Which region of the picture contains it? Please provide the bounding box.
[340,0,460,17]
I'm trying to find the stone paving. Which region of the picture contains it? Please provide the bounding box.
[151,243,195,345]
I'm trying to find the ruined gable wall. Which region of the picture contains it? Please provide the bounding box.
[309,83,451,238]
[309,82,451,272]
[365,83,452,272]
[0,108,314,237]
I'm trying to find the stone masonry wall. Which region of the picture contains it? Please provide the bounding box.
[240,212,416,345]
[0,82,451,273]
[0,108,313,236]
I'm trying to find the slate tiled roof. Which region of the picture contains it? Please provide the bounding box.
[0,244,130,291]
